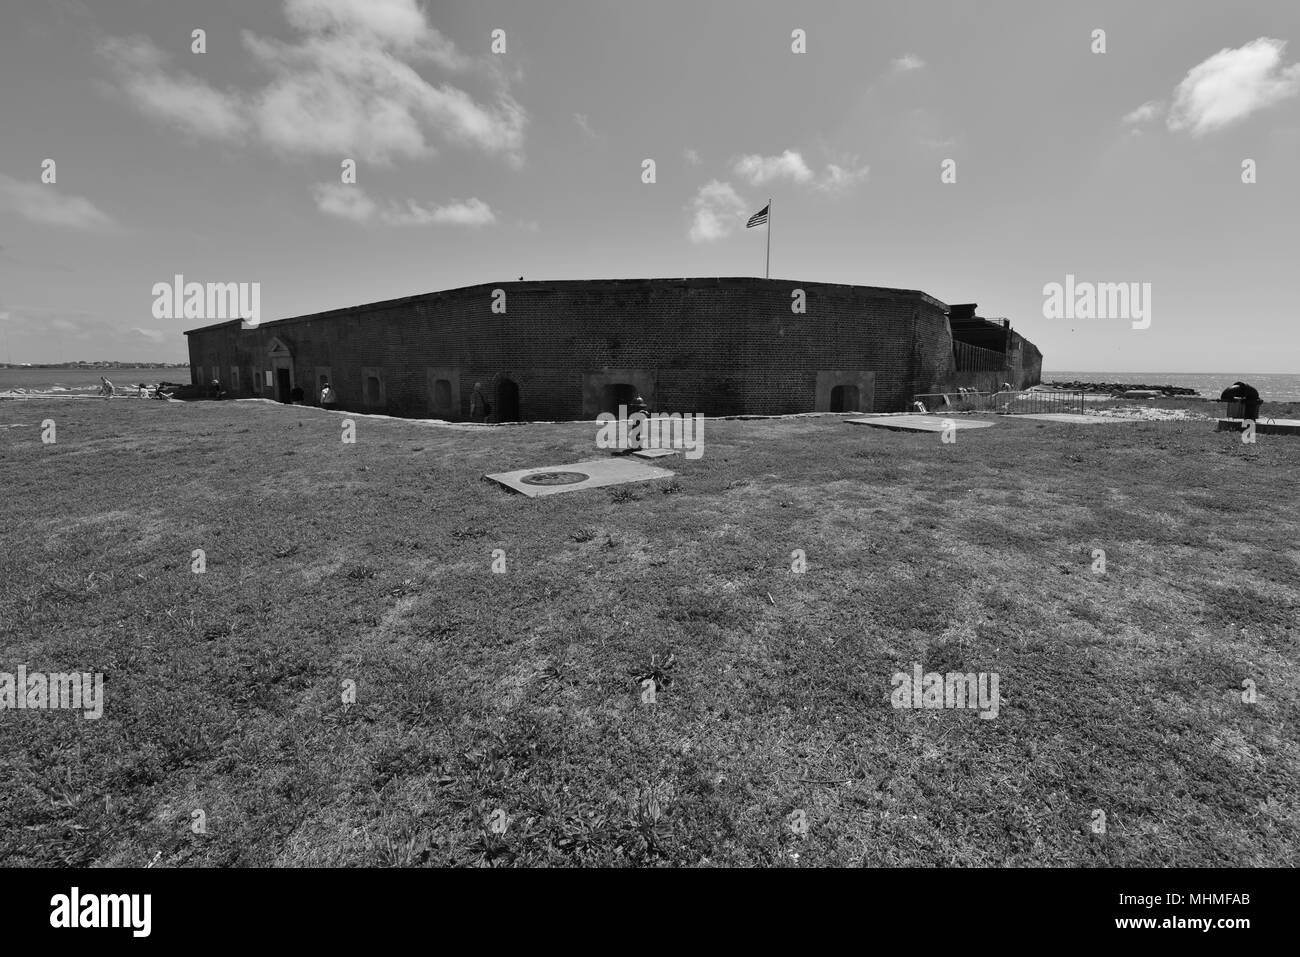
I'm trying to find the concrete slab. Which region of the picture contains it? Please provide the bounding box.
[1216,418,1300,436]
[486,457,675,497]
[631,448,678,459]
[846,414,996,433]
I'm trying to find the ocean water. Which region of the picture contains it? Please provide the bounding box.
[0,367,190,395]
[1043,371,1300,402]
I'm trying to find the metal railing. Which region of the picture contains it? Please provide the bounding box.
[995,390,1086,415]
[912,389,1087,415]
[913,390,999,412]
[953,340,1008,372]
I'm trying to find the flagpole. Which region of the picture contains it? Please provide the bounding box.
[765,197,772,279]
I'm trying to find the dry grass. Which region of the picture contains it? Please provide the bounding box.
[1,397,1297,866]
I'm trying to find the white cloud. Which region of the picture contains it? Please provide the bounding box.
[382,197,495,226]
[312,182,378,221]
[573,112,600,140]
[312,183,494,226]
[683,147,701,166]
[50,317,86,335]
[688,180,748,243]
[283,0,468,67]
[243,31,526,166]
[728,150,868,194]
[130,327,168,343]
[100,0,525,167]
[815,160,870,193]
[1122,100,1164,125]
[1167,38,1300,136]
[98,36,248,140]
[0,307,101,333]
[891,53,926,73]
[732,150,814,187]
[0,172,115,230]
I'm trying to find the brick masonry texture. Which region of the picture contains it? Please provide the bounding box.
[185,277,1043,420]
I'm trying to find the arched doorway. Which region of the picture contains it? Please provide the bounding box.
[497,379,520,422]
[830,384,860,413]
[601,383,638,415]
[267,338,294,404]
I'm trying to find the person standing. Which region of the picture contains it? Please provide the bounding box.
[100,376,114,399]
[320,380,337,410]
[469,382,490,422]
[626,394,649,453]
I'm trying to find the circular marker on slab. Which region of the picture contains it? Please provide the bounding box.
[520,471,590,486]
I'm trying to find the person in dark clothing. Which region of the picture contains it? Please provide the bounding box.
[622,395,650,454]
[1220,381,1262,421]
[469,382,490,422]
[290,385,304,404]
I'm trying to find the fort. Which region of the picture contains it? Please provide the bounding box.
[183,277,1043,421]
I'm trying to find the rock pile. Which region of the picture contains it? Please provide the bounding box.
[1046,380,1200,396]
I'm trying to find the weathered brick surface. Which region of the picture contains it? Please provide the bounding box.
[185,278,1043,420]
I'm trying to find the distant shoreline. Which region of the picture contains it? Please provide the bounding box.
[0,363,188,369]
[1042,371,1292,376]
[1041,371,1299,402]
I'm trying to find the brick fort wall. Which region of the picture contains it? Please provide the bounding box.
[185,277,1042,420]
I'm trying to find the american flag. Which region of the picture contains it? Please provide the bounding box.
[746,204,769,228]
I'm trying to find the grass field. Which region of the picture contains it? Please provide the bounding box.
[2,397,1298,867]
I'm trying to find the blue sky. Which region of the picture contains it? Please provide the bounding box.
[1,0,1297,371]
